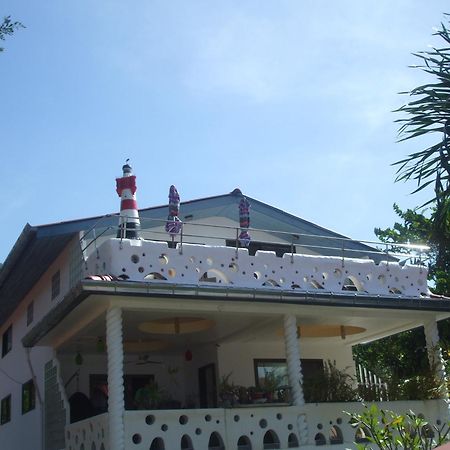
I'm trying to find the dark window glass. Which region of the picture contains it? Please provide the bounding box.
[51,270,60,300]
[2,325,12,357]
[27,302,34,326]
[22,380,35,414]
[1,395,11,425]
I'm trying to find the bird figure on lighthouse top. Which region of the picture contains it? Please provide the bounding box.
[116,160,141,239]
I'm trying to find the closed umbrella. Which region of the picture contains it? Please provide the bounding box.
[165,185,182,241]
[238,197,251,247]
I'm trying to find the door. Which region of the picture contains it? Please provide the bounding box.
[198,364,217,408]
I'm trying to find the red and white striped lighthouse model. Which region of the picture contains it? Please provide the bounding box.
[116,161,141,239]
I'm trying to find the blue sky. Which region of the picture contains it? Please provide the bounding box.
[1,1,448,261]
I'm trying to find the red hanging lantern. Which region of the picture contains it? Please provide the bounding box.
[184,349,192,362]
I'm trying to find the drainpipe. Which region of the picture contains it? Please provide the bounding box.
[423,319,450,415]
[106,307,125,450]
[283,314,308,445]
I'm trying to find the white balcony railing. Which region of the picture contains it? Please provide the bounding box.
[85,238,428,298]
[65,400,449,449]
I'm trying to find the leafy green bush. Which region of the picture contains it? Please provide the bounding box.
[347,404,450,450]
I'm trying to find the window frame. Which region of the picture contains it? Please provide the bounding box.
[51,270,60,300]
[1,395,11,425]
[2,325,12,358]
[22,379,36,414]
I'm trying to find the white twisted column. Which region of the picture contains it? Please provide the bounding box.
[284,314,308,445]
[423,320,449,404]
[106,307,125,450]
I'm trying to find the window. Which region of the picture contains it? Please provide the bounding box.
[2,325,12,357]
[1,395,11,425]
[22,380,35,414]
[254,358,324,388]
[27,301,34,326]
[51,270,60,300]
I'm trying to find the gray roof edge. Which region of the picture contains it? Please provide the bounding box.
[0,224,37,288]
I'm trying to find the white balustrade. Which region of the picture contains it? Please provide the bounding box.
[85,239,428,298]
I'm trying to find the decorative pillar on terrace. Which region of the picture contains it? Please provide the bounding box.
[116,161,141,239]
[284,314,308,445]
[106,307,125,450]
[423,319,450,402]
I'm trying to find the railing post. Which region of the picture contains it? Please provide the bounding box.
[179,223,184,255]
[290,235,294,264]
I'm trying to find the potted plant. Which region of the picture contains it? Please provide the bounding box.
[218,372,237,407]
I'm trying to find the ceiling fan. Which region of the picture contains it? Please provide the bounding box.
[124,354,163,366]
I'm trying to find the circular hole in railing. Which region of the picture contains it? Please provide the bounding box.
[253,271,261,279]
[146,415,155,425]
[195,428,202,435]
[336,417,342,424]
[206,258,213,266]
[366,274,372,281]
[334,269,342,278]
[161,424,168,432]
[229,262,238,272]
[279,277,285,284]
[303,276,309,283]
[168,268,176,278]
[288,424,293,430]
[378,274,386,284]
[132,434,142,444]
[131,254,139,264]
[259,419,268,428]
[159,254,169,265]
[234,415,240,422]
[138,266,144,273]
[179,415,188,425]
[205,414,211,422]
[322,272,328,280]
[276,413,282,420]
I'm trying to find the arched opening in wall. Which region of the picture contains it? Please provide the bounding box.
[144,272,167,281]
[150,437,165,450]
[355,427,371,443]
[421,424,435,439]
[342,277,362,292]
[308,279,324,290]
[181,434,194,450]
[263,279,280,287]
[329,426,343,445]
[199,269,230,284]
[263,430,280,449]
[287,433,299,448]
[314,433,326,446]
[389,287,403,294]
[237,435,252,450]
[208,432,225,450]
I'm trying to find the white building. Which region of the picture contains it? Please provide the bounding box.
[0,166,449,450]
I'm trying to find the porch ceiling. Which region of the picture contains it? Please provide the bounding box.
[29,283,449,356]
